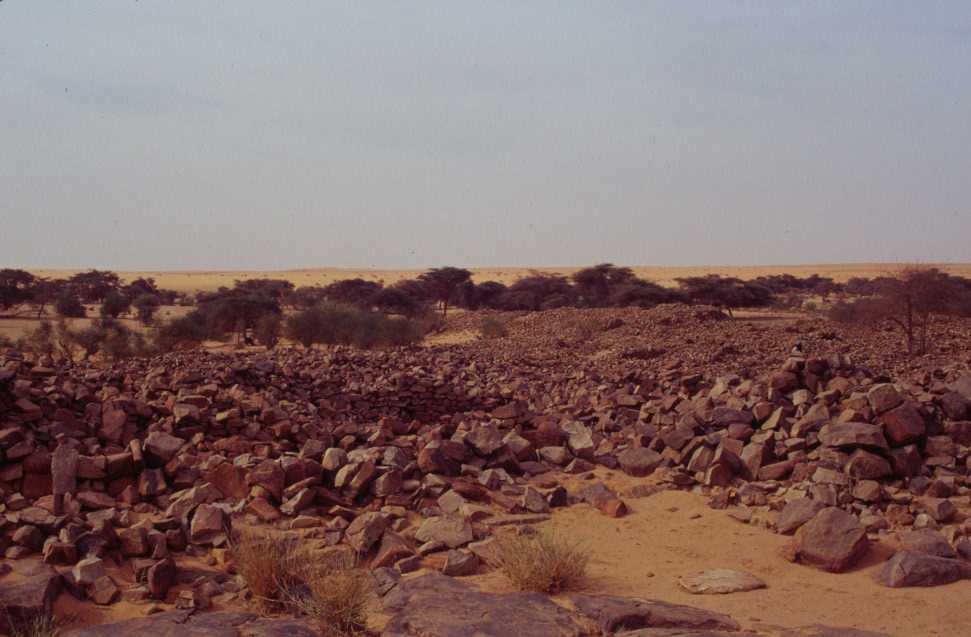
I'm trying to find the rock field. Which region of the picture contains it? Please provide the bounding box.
[1,305,969,636]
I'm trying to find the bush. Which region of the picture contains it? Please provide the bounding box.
[289,553,371,637]
[255,314,282,349]
[100,291,131,318]
[232,532,299,612]
[132,294,161,325]
[494,528,588,593]
[54,294,85,318]
[479,316,508,339]
[286,304,423,349]
[154,311,209,352]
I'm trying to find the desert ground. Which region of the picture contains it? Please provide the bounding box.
[2,285,970,637]
[29,263,971,294]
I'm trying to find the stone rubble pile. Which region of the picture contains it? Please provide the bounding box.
[0,306,969,633]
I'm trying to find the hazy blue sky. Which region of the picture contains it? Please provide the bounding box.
[2,2,969,270]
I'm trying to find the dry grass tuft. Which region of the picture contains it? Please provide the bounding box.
[8,614,61,637]
[494,528,589,594]
[231,530,299,611]
[287,553,372,637]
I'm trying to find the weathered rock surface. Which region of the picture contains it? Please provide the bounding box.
[788,508,869,572]
[568,594,741,633]
[677,569,767,595]
[381,573,586,637]
[875,550,971,588]
[62,611,316,637]
[0,563,63,634]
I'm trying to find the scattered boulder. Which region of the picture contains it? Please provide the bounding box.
[875,550,971,588]
[788,508,868,572]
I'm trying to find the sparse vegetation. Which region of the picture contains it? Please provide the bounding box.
[287,553,372,637]
[7,613,62,637]
[285,303,423,349]
[255,314,282,348]
[827,266,971,354]
[494,528,589,594]
[100,290,131,318]
[132,293,161,324]
[54,293,85,318]
[231,531,300,612]
[479,316,508,339]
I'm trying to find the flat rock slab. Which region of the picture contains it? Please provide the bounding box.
[568,594,740,634]
[0,564,62,634]
[381,573,586,637]
[678,569,767,595]
[779,626,897,637]
[875,550,971,588]
[621,631,760,637]
[62,611,317,637]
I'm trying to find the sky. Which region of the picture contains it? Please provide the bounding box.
[1,1,969,270]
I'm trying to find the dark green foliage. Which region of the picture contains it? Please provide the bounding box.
[285,303,423,349]
[676,275,772,315]
[255,314,282,348]
[572,263,637,307]
[827,267,971,354]
[497,274,576,311]
[154,311,210,352]
[67,269,121,303]
[418,267,472,317]
[370,287,421,316]
[0,268,36,311]
[322,278,383,307]
[54,293,86,318]
[233,278,295,301]
[132,294,162,324]
[100,291,131,318]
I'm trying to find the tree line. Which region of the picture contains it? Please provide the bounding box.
[4,264,970,358]
[0,269,179,323]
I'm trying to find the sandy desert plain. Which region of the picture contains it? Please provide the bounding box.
[2,263,971,637]
[27,263,971,294]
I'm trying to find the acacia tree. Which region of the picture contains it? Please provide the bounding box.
[0,269,36,313]
[830,267,964,354]
[132,294,161,324]
[676,275,772,316]
[29,278,66,318]
[67,270,121,303]
[418,267,472,318]
[572,263,636,307]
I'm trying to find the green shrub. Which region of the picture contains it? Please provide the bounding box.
[154,311,209,352]
[132,294,161,325]
[255,314,282,349]
[54,294,85,318]
[286,304,422,349]
[100,291,131,318]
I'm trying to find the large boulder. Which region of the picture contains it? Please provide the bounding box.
[382,573,585,637]
[776,498,826,535]
[143,432,185,466]
[568,594,741,633]
[617,447,664,477]
[0,563,62,634]
[788,508,868,572]
[414,516,474,549]
[875,550,971,588]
